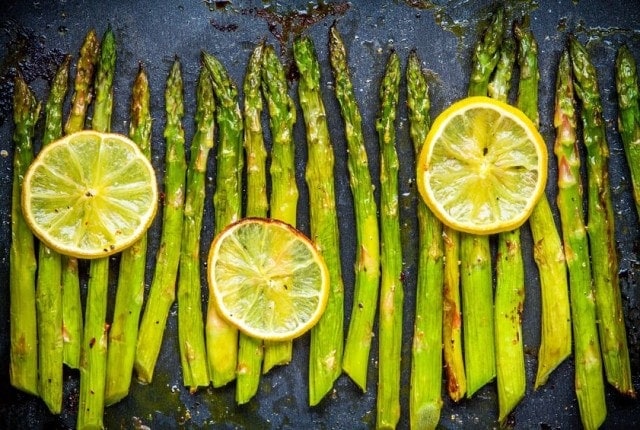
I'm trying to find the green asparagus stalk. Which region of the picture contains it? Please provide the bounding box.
[237,43,266,404]
[461,7,504,396]
[407,50,444,429]
[293,35,345,406]
[515,18,572,388]
[329,23,380,392]
[554,50,606,430]
[570,37,636,397]
[177,65,215,392]
[105,65,152,405]
[134,59,187,383]
[377,50,403,430]
[63,29,100,369]
[488,34,526,422]
[202,51,244,387]
[9,75,40,396]
[261,43,298,372]
[77,27,115,430]
[615,45,640,217]
[36,55,70,414]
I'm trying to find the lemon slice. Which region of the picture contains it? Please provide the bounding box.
[22,130,158,258]
[207,218,330,341]
[416,96,547,235]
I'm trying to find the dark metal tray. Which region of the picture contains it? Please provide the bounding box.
[1,0,639,428]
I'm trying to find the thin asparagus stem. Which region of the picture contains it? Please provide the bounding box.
[468,8,504,97]
[135,59,188,384]
[261,43,298,371]
[177,64,215,392]
[65,29,99,135]
[293,35,345,406]
[515,18,571,388]
[9,75,40,396]
[329,23,380,392]
[570,36,636,397]
[554,49,606,430]
[105,65,152,405]
[377,50,403,430]
[407,50,443,430]
[202,51,244,387]
[36,54,70,414]
[236,43,267,404]
[77,27,116,430]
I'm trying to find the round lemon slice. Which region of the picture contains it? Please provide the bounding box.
[207,218,330,341]
[22,130,158,258]
[417,96,547,235]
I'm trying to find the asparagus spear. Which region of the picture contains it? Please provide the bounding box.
[376,50,403,430]
[202,51,244,387]
[63,29,100,369]
[615,45,640,217]
[407,50,444,429]
[487,34,526,422]
[260,43,298,372]
[461,7,503,396]
[554,50,607,430]
[177,65,215,392]
[293,35,345,406]
[36,55,71,414]
[236,43,266,404]
[515,18,572,388]
[105,65,152,405]
[329,23,380,392]
[570,37,636,397]
[77,27,116,430]
[135,59,188,384]
[9,75,40,396]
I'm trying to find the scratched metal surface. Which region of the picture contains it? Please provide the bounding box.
[0,0,639,428]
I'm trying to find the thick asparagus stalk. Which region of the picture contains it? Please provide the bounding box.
[554,50,606,430]
[488,34,526,422]
[135,59,187,384]
[63,29,100,369]
[236,43,266,404]
[293,36,345,406]
[36,55,70,414]
[77,27,115,430]
[329,23,380,392]
[261,43,298,371]
[177,65,215,392]
[9,75,40,396]
[570,37,636,397]
[202,51,244,387]
[515,18,571,388]
[615,45,640,217]
[407,50,443,429]
[377,50,403,430]
[105,65,152,405]
[462,7,504,396]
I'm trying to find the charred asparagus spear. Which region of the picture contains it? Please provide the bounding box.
[135,58,188,384]
[105,65,153,405]
[36,55,70,414]
[9,75,40,396]
[570,36,636,397]
[407,50,444,429]
[78,26,116,429]
[293,35,345,406]
[261,43,299,372]
[202,51,244,387]
[329,23,380,392]
[554,49,606,430]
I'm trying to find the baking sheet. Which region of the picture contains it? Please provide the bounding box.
[1,0,639,428]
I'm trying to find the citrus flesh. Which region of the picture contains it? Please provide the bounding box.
[417,96,548,235]
[207,218,330,341]
[22,130,158,258]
